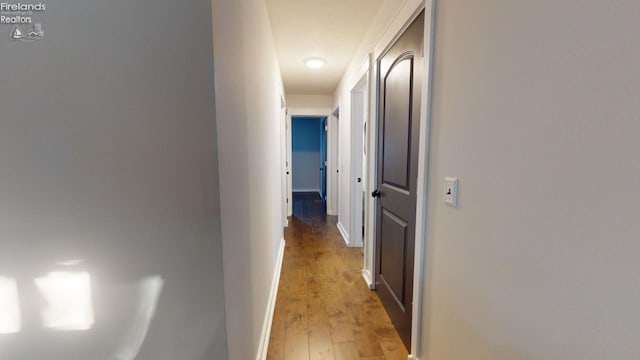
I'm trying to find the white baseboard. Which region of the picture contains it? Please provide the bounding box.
[337,221,349,246]
[292,188,320,193]
[337,222,364,248]
[361,269,374,289]
[408,355,421,360]
[256,238,286,360]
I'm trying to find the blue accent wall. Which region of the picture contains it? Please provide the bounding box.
[292,117,323,191]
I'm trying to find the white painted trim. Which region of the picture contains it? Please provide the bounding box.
[361,269,374,289]
[292,188,321,193]
[368,0,434,358]
[286,114,293,217]
[410,2,435,357]
[348,62,369,251]
[256,238,286,360]
[336,221,350,246]
[327,109,340,216]
[357,52,377,290]
[280,99,288,228]
[364,52,378,289]
[408,355,421,360]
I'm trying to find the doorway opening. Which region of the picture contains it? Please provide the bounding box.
[349,75,368,249]
[291,116,327,215]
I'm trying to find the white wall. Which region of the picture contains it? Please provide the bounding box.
[0,0,227,359]
[286,94,334,109]
[421,1,640,359]
[211,0,285,359]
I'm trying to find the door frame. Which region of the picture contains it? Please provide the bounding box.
[280,97,289,227]
[368,0,436,358]
[330,107,340,217]
[319,117,328,200]
[287,107,334,216]
[348,57,370,249]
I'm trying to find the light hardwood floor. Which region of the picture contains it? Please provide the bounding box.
[267,193,409,360]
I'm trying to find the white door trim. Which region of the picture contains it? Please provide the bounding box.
[329,107,340,216]
[280,99,289,227]
[347,59,369,249]
[287,107,333,216]
[286,113,293,217]
[369,0,435,358]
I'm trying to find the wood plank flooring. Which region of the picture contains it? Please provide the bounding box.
[267,193,408,360]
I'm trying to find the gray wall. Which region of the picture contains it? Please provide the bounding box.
[422,0,640,359]
[0,0,227,359]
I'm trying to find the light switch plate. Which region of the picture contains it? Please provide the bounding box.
[444,177,458,207]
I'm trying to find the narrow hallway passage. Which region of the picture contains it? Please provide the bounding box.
[267,193,408,360]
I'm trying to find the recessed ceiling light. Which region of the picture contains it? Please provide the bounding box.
[305,58,326,69]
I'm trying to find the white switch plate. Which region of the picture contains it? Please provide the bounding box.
[444,177,458,207]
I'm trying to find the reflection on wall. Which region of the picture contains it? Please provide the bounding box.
[0,269,165,358]
[35,271,94,331]
[112,276,164,360]
[0,276,21,334]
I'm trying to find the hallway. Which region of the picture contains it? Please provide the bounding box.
[267,193,408,360]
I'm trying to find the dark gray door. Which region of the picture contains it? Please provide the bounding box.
[373,10,424,351]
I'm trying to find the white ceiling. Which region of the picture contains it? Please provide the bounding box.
[266,0,383,95]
